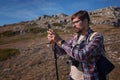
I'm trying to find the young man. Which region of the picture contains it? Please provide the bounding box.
[47,10,106,80]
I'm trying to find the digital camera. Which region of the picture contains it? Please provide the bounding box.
[66,57,79,67]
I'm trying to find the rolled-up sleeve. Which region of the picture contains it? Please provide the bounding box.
[55,38,74,55]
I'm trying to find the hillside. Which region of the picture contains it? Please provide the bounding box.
[0,6,120,80]
[0,25,120,80]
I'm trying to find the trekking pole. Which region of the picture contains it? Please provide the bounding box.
[52,43,59,80]
[47,23,59,80]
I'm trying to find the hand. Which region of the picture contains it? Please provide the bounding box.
[47,29,63,44]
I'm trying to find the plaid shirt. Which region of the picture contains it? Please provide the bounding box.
[56,28,104,80]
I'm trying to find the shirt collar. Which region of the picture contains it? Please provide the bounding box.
[85,27,94,38]
[77,27,94,40]
[78,27,93,37]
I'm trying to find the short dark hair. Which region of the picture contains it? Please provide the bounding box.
[71,10,90,23]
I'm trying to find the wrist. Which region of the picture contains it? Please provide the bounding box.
[57,40,65,46]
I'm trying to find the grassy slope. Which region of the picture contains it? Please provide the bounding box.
[0,25,120,80]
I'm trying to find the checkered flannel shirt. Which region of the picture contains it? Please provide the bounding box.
[56,28,104,80]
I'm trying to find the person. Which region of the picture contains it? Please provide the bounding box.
[47,10,106,80]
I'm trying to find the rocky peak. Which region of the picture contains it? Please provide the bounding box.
[89,6,120,26]
[90,6,120,18]
[56,13,68,17]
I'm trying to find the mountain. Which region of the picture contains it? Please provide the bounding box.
[0,6,120,34]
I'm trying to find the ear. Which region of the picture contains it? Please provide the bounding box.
[84,18,88,23]
[83,18,89,24]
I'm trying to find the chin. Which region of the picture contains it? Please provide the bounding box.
[74,30,79,33]
[76,30,82,33]
[74,28,82,33]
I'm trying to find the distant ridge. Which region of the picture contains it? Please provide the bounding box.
[0,6,120,33]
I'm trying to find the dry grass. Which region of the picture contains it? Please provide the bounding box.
[0,25,120,80]
[0,48,20,61]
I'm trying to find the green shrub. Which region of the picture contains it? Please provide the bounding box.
[30,27,47,33]
[0,48,20,61]
[0,30,20,37]
[52,23,63,26]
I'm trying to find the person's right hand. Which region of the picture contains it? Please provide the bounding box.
[47,29,63,44]
[47,29,55,43]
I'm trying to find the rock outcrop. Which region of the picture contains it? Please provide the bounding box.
[89,6,120,26]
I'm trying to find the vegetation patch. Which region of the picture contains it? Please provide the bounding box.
[52,22,63,27]
[0,48,20,61]
[0,30,19,37]
[29,27,47,33]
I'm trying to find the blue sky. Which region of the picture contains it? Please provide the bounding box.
[0,0,120,26]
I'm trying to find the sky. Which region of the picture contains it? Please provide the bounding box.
[0,0,120,26]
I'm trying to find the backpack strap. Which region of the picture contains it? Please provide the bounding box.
[73,32,98,47]
[88,32,106,59]
[88,32,98,42]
